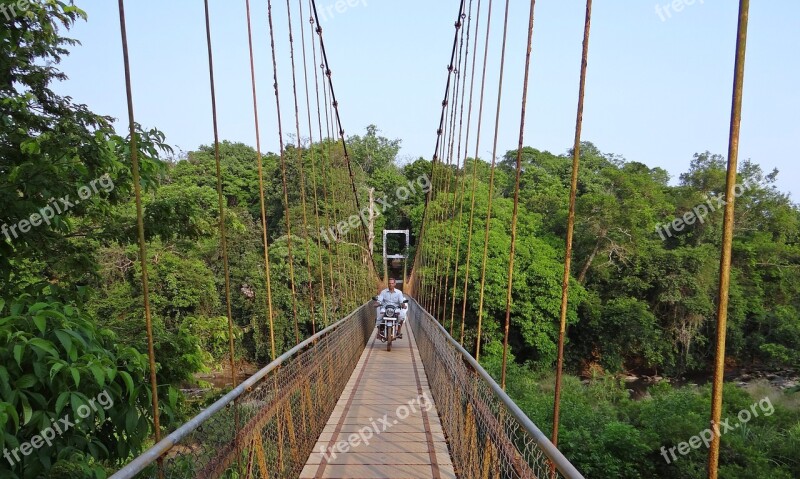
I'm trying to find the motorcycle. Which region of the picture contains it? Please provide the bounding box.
[373,297,408,352]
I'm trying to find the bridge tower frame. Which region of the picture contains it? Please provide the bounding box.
[382,229,410,289]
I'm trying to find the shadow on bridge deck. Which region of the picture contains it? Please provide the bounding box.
[302,318,456,479]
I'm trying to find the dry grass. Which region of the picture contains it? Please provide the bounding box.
[744,379,800,411]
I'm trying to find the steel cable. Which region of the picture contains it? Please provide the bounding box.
[552,0,593,450]
[115,2,163,475]
[266,0,302,344]
[411,0,467,304]
[500,0,537,390]
[299,0,330,328]
[460,0,494,347]
[310,0,379,277]
[202,0,242,472]
[285,0,319,335]
[475,0,512,361]
[244,0,278,363]
[444,0,475,334]
[708,1,750,477]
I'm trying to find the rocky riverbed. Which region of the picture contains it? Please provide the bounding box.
[619,368,798,399]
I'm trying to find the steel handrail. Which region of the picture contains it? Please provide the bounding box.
[410,298,585,479]
[110,303,370,479]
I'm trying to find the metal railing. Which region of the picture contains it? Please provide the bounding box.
[409,299,584,479]
[111,304,374,479]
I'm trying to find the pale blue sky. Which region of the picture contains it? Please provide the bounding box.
[54,1,799,198]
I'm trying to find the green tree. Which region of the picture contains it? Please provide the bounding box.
[0,294,169,479]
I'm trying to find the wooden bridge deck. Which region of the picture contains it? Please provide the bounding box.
[301,317,456,478]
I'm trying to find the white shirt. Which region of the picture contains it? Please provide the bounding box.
[377,287,406,308]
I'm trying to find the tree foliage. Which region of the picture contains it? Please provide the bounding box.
[1,2,798,478]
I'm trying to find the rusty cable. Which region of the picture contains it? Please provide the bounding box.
[203,0,238,391]
[115,3,163,475]
[445,0,474,334]
[411,0,467,300]
[319,61,342,304]
[475,0,512,362]
[244,0,278,360]
[299,0,330,328]
[420,96,451,321]
[450,0,481,341]
[433,53,462,321]
[309,0,378,276]
[319,64,346,311]
[309,7,337,304]
[266,0,301,345]
[439,21,467,322]
[324,77,352,310]
[422,3,467,314]
[708,1,750,477]
[500,0,537,390]
[203,0,241,471]
[552,0,593,449]
[460,0,494,346]
[285,0,318,335]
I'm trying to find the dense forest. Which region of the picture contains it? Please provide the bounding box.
[1,2,799,478]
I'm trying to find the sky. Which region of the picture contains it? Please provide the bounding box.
[51,1,800,198]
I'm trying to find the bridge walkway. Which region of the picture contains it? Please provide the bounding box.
[301,317,456,478]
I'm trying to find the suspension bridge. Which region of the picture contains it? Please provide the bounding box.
[106,0,752,477]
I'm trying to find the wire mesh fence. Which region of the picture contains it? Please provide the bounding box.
[409,300,585,479]
[111,303,374,479]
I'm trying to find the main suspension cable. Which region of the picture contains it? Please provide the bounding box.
[310,0,378,277]
[411,0,467,297]
[444,0,474,334]
[299,0,329,328]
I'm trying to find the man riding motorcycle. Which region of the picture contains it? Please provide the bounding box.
[373,277,408,339]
